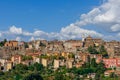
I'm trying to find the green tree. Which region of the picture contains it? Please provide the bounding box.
[34,63,44,71]
[14,74,22,80]
[24,73,43,80]
[28,65,34,71]
[110,72,117,78]
[54,72,65,80]
[0,71,4,77]
[88,46,98,54]
[15,63,28,71]
[91,58,97,68]
[95,73,100,80]
[22,55,33,61]
[96,61,106,74]
[28,63,44,72]
[3,39,7,43]
[0,42,4,47]
[24,42,29,48]
[0,39,7,47]
[69,67,77,74]
[99,45,108,57]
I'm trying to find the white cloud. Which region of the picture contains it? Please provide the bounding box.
[111,24,120,32]
[35,37,45,40]
[9,25,22,34]
[16,36,21,41]
[33,30,48,37]
[0,33,2,37]
[23,32,32,36]
[59,0,120,40]
[75,0,120,32]
[60,24,103,40]
[30,36,35,41]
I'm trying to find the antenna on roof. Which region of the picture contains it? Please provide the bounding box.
[82,34,85,42]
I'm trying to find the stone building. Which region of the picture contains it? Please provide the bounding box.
[103,58,120,68]
[93,38,103,47]
[0,59,6,66]
[114,46,120,57]
[4,61,13,71]
[21,60,33,66]
[4,41,24,51]
[79,53,90,63]
[11,55,22,65]
[83,35,103,48]
[41,58,48,67]
[75,62,84,68]
[4,41,18,47]
[66,59,74,68]
[28,42,33,49]
[54,59,59,69]
[31,54,40,63]
[63,40,83,53]
[4,41,19,50]
[104,41,120,57]
[59,59,65,67]
[83,36,94,48]
[90,54,103,63]
[46,40,64,53]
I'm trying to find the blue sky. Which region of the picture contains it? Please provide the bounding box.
[0,0,120,41]
[0,0,100,32]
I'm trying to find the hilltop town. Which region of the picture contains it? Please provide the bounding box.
[0,35,120,80]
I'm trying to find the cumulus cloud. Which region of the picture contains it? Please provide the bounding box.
[33,30,48,37]
[9,25,22,34]
[23,32,32,36]
[16,36,21,41]
[111,24,120,32]
[75,0,120,32]
[60,24,103,40]
[60,0,120,40]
